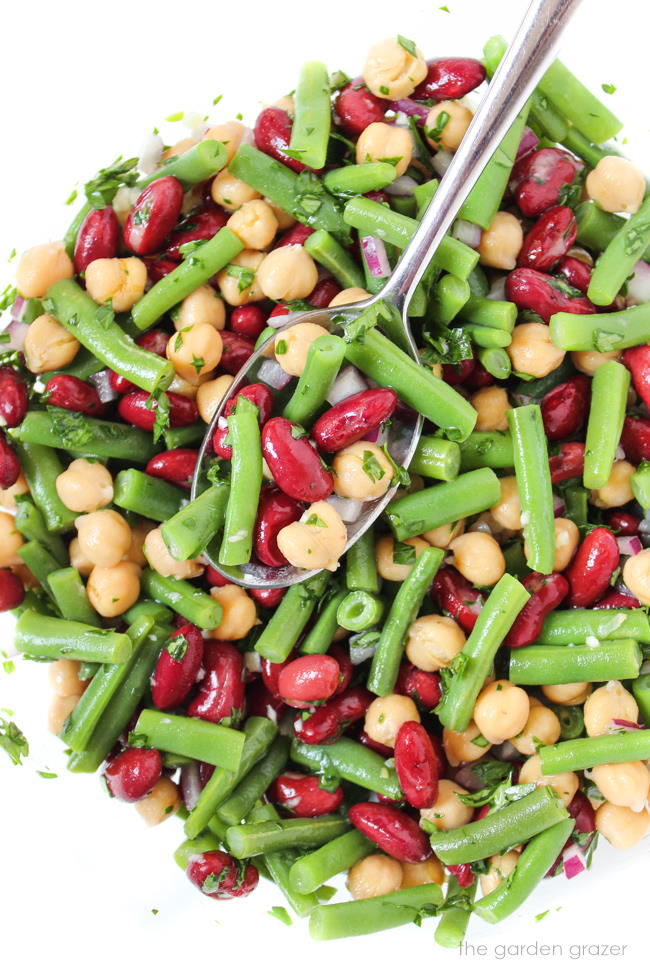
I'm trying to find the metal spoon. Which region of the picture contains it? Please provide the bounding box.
[192,0,582,588]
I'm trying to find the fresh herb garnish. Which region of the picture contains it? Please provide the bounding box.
[0,717,29,766]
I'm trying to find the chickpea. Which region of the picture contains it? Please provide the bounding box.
[363,37,427,100]
[257,245,319,302]
[203,120,246,163]
[422,519,465,548]
[425,101,473,152]
[265,198,295,230]
[624,548,650,604]
[420,780,473,831]
[166,323,223,383]
[112,186,141,226]
[406,614,466,672]
[480,851,520,896]
[549,517,580,572]
[443,721,491,766]
[478,212,524,270]
[16,241,73,299]
[584,681,639,738]
[196,374,235,423]
[174,284,226,331]
[449,531,505,587]
[55,458,113,513]
[347,854,403,900]
[375,534,430,582]
[24,313,80,374]
[87,562,141,617]
[473,680,530,745]
[216,249,265,306]
[167,373,207,399]
[542,681,591,706]
[48,693,82,735]
[273,95,295,114]
[595,801,650,850]
[400,855,445,889]
[509,698,561,755]
[210,168,260,211]
[364,693,420,749]
[69,536,93,577]
[0,473,29,513]
[585,156,645,214]
[471,386,510,432]
[508,323,565,378]
[143,526,202,580]
[126,519,156,568]
[590,460,636,509]
[210,584,258,640]
[356,121,413,178]
[518,754,579,807]
[86,257,147,312]
[571,349,621,377]
[591,761,650,813]
[162,137,197,161]
[0,512,24,567]
[48,660,87,698]
[276,501,347,572]
[328,287,371,307]
[274,322,329,376]
[227,200,279,251]
[332,441,393,501]
[134,777,181,826]
[490,477,522,531]
[76,510,131,568]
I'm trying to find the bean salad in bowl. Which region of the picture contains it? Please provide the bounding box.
[1,26,650,945]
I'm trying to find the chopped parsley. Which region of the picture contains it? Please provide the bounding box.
[145,389,171,443]
[425,110,451,145]
[47,408,94,449]
[305,513,328,528]
[397,35,417,57]
[165,634,189,662]
[0,717,29,766]
[361,449,386,483]
[601,83,617,94]
[276,339,288,355]
[224,263,255,293]
[84,156,140,208]
[393,540,416,565]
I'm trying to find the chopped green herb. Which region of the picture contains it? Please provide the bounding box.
[0,717,29,766]
[165,634,189,663]
[212,95,223,106]
[601,83,617,95]
[397,35,417,57]
[37,770,58,779]
[393,540,416,565]
[165,112,184,122]
[361,450,386,483]
[276,339,288,355]
[225,263,255,293]
[305,513,328,528]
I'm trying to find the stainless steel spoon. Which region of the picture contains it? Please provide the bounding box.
[192,0,582,588]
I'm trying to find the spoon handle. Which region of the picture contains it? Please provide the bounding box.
[381,0,583,308]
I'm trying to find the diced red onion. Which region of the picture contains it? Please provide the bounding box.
[180,762,202,811]
[488,276,507,300]
[91,369,119,404]
[452,219,482,249]
[614,443,626,461]
[389,99,428,124]
[267,313,290,329]
[627,261,650,306]
[516,126,540,161]
[240,126,255,147]
[325,494,364,523]
[432,150,453,177]
[562,842,587,879]
[617,535,643,557]
[10,296,25,320]
[4,319,29,353]
[615,577,636,597]
[553,494,566,516]
[385,175,419,198]
[138,132,164,175]
[360,235,391,278]
[326,365,368,405]
[349,632,378,665]
[490,741,520,762]
[256,358,292,390]
[612,718,645,730]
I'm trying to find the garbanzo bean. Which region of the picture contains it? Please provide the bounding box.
[356,121,413,178]
[518,754,579,807]
[585,155,645,214]
[542,681,592,706]
[363,37,427,100]
[24,313,80,374]
[375,535,430,582]
[508,322,565,378]
[196,374,235,422]
[509,698,561,755]
[421,519,465,548]
[449,531,505,587]
[203,120,247,163]
[590,460,636,509]
[400,855,445,889]
[425,100,473,152]
[257,245,319,302]
[162,137,197,160]
[143,526,203,580]
[276,501,347,571]
[471,386,510,431]
[48,659,87,698]
[126,519,156,568]
[274,321,329,376]
[363,693,420,748]
[0,512,24,567]
[420,779,473,831]
[332,441,394,501]
[490,476,522,531]
[571,349,621,377]
[0,473,29,513]
[210,168,261,211]
[173,284,226,330]
[134,777,181,825]
[480,851,520,896]
[16,241,73,299]
[328,287,371,307]
[48,693,82,735]
[478,212,524,270]
[595,801,650,850]
[443,721,491,766]
[591,761,650,813]
[227,199,279,250]
[85,257,147,312]
[76,510,131,568]
[210,584,258,640]
[86,561,141,617]
[215,249,266,306]
[583,680,639,738]
[347,853,403,900]
[473,679,530,745]
[623,549,650,604]
[549,517,580,571]
[166,323,223,383]
[69,536,93,577]
[55,458,113,513]
[406,614,466,672]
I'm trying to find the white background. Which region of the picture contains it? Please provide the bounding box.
[0,1,648,973]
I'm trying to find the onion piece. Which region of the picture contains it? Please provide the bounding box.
[4,319,29,353]
[326,494,364,523]
[562,842,587,880]
[614,443,625,461]
[611,717,645,730]
[256,357,292,390]
[487,276,507,300]
[266,313,290,329]
[516,126,540,161]
[389,99,428,123]
[180,762,202,811]
[360,235,391,277]
[326,364,368,405]
[138,132,164,175]
[553,494,566,517]
[10,296,25,321]
[452,219,482,249]
[349,631,378,665]
[627,260,650,306]
[384,175,418,198]
[616,535,643,557]
[432,150,453,177]
[90,369,118,404]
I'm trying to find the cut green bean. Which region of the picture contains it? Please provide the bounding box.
[226,815,348,858]
[123,600,174,626]
[431,275,470,327]
[13,496,68,564]
[551,704,585,740]
[290,737,402,799]
[435,877,477,949]
[304,230,365,289]
[174,830,225,870]
[461,296,517,332]
[138,140,227,189]
[631,462,650,509]
[141,568,223,629]
[507,405,555,574]
[161,482,228,561]
[463,325,511,348]
[47,567,100,627]
[529,92,568,143]
[632,675,650,726]
[218,737,290,825]
[15,442,77,534]
[289,61,331,169]
[289,829,375,895]
[17,541,62,597]
[345,529,379,593]
[324,163,397,198]
[458,431,514,471]
[218,397,262,567]
[114,469,186,522]
[336,590,384,632]
[539,729,650,774]
[248,802,322,917]
[40,346,105,385]
[15,411,157,463]
[283,334,347,426]
[409,436,461,482]
[478,346,511,380]
[537,60,622,143]
[299,588,348,655]
[163,422,206,449]
[550,303,650,352]
[459,108,529,229]
[576,201,650,261]
[583,360,629,490]
[386,468,500,541]
[255,571,330,662]
[413,178,439,217]
[133,709,244,770]
[539,609,650,645]
[510,639,642,685]
[16,609,133,664]
[309,884,443,940]
[562,127,611,169]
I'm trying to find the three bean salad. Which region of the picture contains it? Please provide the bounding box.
[1,29,650,944]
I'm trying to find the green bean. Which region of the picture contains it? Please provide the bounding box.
[218,397,262,567]
[336,590,384,632]
[289,61,331,169]
[478,346,511,380]
[458,431,514,471]
[345,529,379,593]
[474,819,574,924]
[385,468,500,541]
[17,541,62,597]
[409,436,460,482]
[113,469,186,522]
[304,230,365,289]
[563,485,589,527]
[538,608,650,645]
[437,574,529,732]
[551,704,585,740]
[141,568,223,629]
[368,547,443,696]
[529,92,568,143]
[461,296,517,332]
[431,274,470,327]
[583,360,629,489]
[40,347,105,385]
[632,675,650,726]
[510,639,642,685]
[248,802,322,917]
[324,163,397,197]
[131,228,243,331]
[283,334,346,426]
[309,884,443,940]
[16,609,133,664]
[133,709,244,771]
[550,303,650,352]
[576,201,650,261]
[413,178,439,217]
[77,662,100,681]
[435,878,476,949]
[463,325,511,348]
[218,737,291,825]
[631,462,650,509]
[562,127,610,169]
[467,265,489,298]
[289,829,375,895]
[226,815,348,858]
[138,140,227,189]
[123,600,174,626]
[539,729,650,774]
[255,571,330,662]
[163,422,206,449]
[299,588,348,655]
[14,442,77,534]
[507,405,555,574]
[174,830,225,870]
[161,483,228,561]
[458,108,529,229]
[47,567,100,627]
[290,737,402,799]
[538,60,621,142]
[13,496,68,564]
[15,411,157,463]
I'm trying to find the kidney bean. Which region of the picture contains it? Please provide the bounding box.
[262,417,333,502]
[0,568,24,611]
[230,305,267,340]
[328,644,353,695]
[150,623,204,710]
[269,304,291,321]
[268,772,344,817]
[358,730,394,757]
[505,268,595,323]
[395,663,442,711]
[312,388,398,453]
[250,587,285,609]
[145,448,199,489]
[567,789,596,835]
[622,346,650,412]
[348,802,430,863]
[44,375,105,416]
[118,390,198,431]
[541,374,590,441]
[213,383,274,460]
[517,206,577,272]
[308,277,341,308]
[274,223,315,250]
[394,721,439,809]
[594,588,641,610]
[253,481,305,566]
[334,79,387,137]
[607,511,640,535]
[565,526,619,607]
[447,862,475,887]
[165,206,227,261]
[278,654,341,707]
[505,572,569,648]
[205,567,229,587]
[464,361,494,390]
[296,686,375,745]
[261,650,296,699]
[246,678,287,721]
[442,358,475,387]
[549,441,584,484]
[557,256,592,294]
[123,176,184,255]
[0,432,21,490]
[187,851,258,899]
[109,328,171,394]
[218,331,255,375]
[413,57,486,100]
[620,415,650,465]
[0,367,28,427]
[187,640,246,724]
[103,747,162,802]
[255,107,308,173]
[431,566,483,633]
[510,147,582,218]
[73,205,120,274]
[143,256,179,284]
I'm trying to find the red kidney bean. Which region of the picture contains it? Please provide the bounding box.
[623,346,650,412]
[328,644,353,695]
[145,448,199,489]
[394,721,439,809]
[413,57,486,100]
[261,650,296,699]
[541,374,590,441]
[103,747,162,802]
[620,415,650,465]
[109,328,170,394]
[187,640,246,724]
[268,772,344,817]
[123,176,184,255]
[143,256,179,284]
[118,390,198,430]
[150,623,204,710]
[73,206,120,274]
[246,678,287,721]
[464,361,494,390]
[187,851,258,899]
[213,383,274,460]
[607,511,640,535]
[567,789,596,835]
[565,526,619,608]
[308,277,341,308]
[395,663,442,711]
[249,587,285,609]
[442,358,475,387]
[505,571,569,648]
[335,79,386,137]
[594,588,641,610]
[255,107,308,173]
[165,206,227,261]
[312,388,398,453]
[262,417,334,502]
[447,862,475,887]
[557,256,592,294]
[517,205,578,272]
[0,432,21,490]
[549,441,584,484]
[253,485,305,567]
[431,566,483,633]
[0,568,24,611]
[205,567,229,587]
[0,367,29,427]
[358,730,394,757]
[348,802,431,863]
[277,654,341,707]
[505,268,595,323]
[230,305,267,340]
[296,686,375,745]
[510,147,582,218]
[199,762,215,787]
[44,375,105,416]
[269,304,290,321]
[219,331,255,375]
[274,223,315,249]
